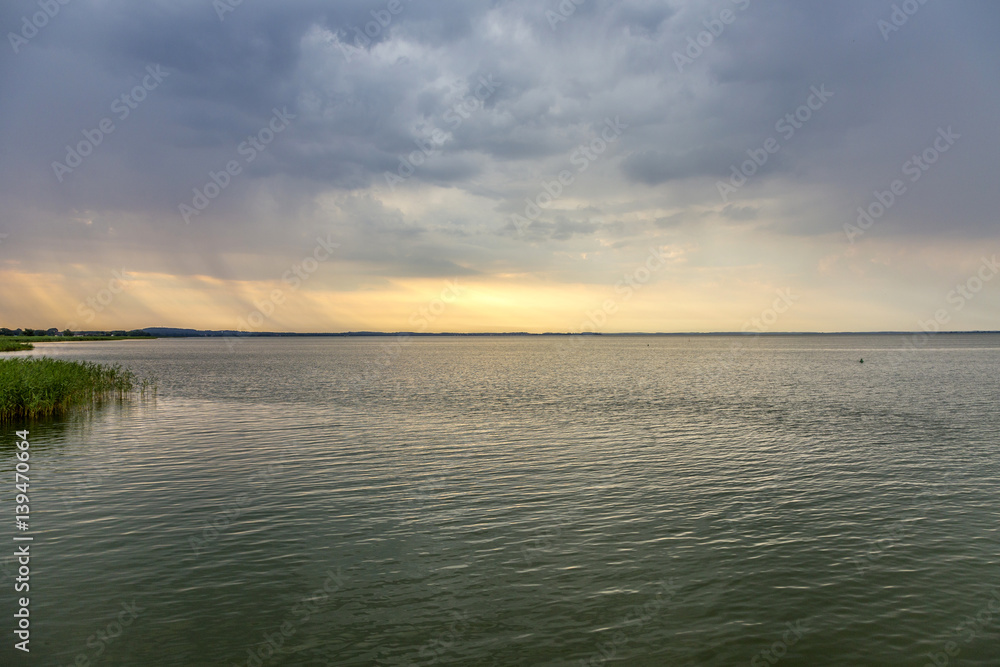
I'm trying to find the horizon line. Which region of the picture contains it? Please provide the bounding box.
[141,328,1000,337]
[9,326,1000,337]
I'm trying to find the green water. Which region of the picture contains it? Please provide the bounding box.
[1,335,998,665]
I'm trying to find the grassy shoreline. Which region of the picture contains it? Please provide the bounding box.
[0,335,156,354]
[5,335,155,343]
[0,358,155,423]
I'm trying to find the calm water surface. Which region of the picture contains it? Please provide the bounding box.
[2,335,999,666]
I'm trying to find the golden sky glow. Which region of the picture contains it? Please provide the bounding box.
[4,236,998,333]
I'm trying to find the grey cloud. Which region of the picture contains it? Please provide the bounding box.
[2,0,999,285]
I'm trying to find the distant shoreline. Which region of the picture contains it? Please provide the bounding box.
[0,336,157,353]
[7,329,999,341]
[143,329,1000,338]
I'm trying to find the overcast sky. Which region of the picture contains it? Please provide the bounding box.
[2,0,998,332]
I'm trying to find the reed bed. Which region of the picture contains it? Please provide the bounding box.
[0,358,155,423]
[0,340,33,352]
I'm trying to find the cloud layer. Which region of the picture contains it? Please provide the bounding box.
[1,0,998,331]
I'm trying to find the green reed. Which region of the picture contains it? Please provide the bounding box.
[0,358,156,423]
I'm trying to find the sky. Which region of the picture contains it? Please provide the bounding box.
[1,0,999,333]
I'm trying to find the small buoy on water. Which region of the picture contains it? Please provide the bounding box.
[860,358,864,363]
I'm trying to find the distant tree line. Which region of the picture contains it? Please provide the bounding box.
[0,328,152,337]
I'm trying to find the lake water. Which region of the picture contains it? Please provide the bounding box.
[2,335,999,666]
